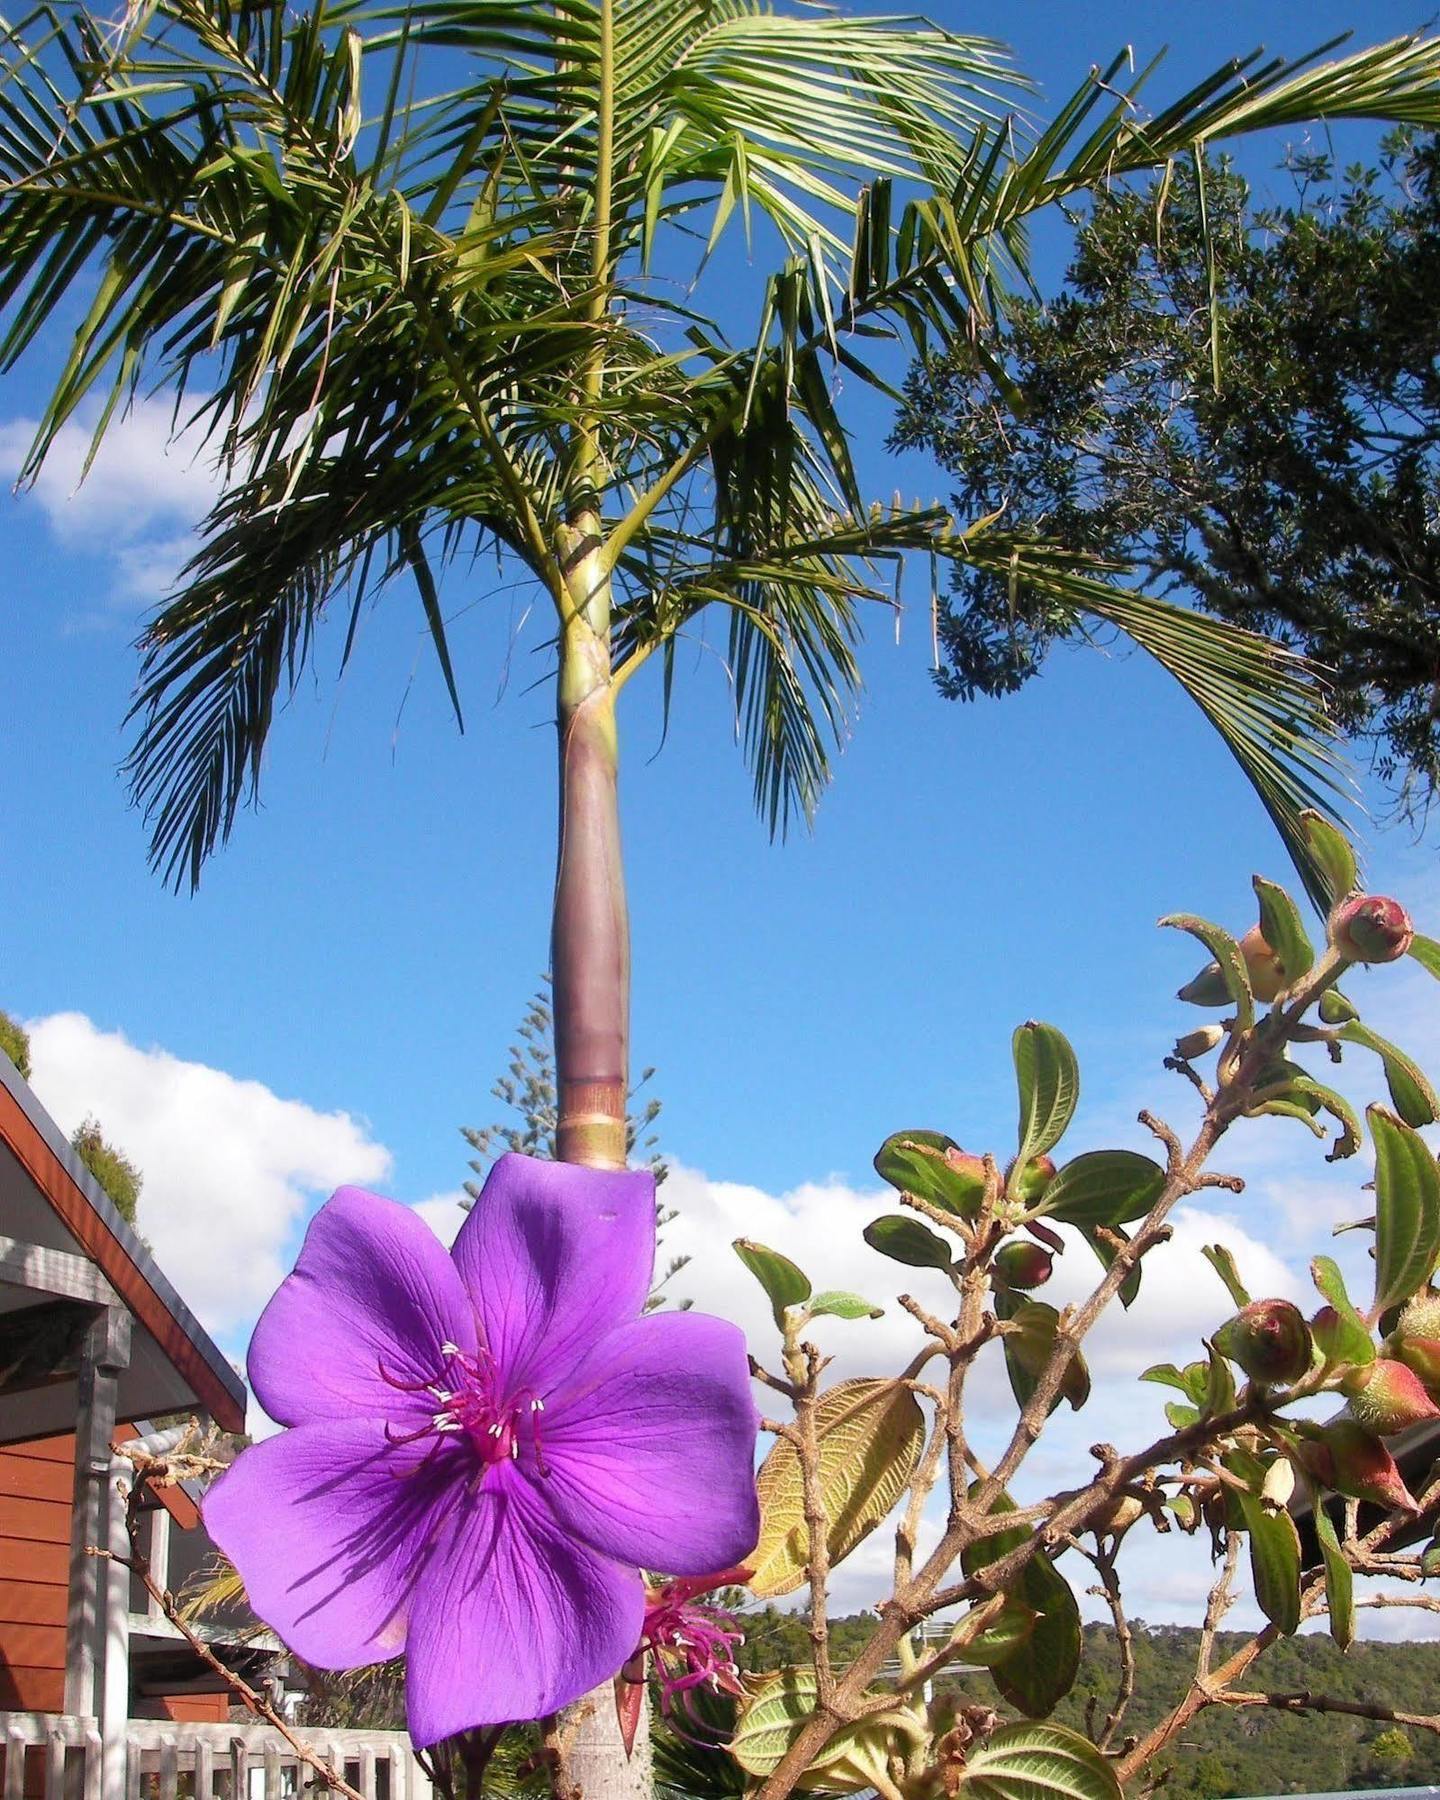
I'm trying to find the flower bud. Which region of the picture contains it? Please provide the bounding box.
[1213,1299,1312,1385]
[1006,1154,1057,1205]
[1397,1292,1440,1340]
[1177,961,1232,1007]
[1297,1419,1418,1513]
[994,1241,1053,1290]
[1260,1456,1296,1513]
[942,1148,990,1208]
[1344,1358,1440,1433]
[1393,1334,1440,1396]
[1174,1024,1225,1060]
[1238,926,1288,1002]
[1331,894,1414,964]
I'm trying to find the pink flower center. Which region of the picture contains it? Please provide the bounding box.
[642,1590,744,1713]
[379,1342,548,1479]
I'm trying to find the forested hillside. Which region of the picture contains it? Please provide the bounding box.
[737,1611,1440,1797]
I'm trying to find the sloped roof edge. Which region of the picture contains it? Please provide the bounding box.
[0,1054,246,1433]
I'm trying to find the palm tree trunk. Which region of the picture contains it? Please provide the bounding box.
[553,661,628,1169]
[551,531,653,1797]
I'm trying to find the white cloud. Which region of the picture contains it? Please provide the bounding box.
[410,1188,470,1247]
[0,398,221,543]
[25,1012,392,1332]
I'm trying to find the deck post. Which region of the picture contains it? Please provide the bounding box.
[64,1305,131,1717]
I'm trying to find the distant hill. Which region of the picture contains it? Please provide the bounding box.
[737,1609,1440,1798]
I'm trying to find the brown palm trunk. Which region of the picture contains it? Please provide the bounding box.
[550,535,653,1797]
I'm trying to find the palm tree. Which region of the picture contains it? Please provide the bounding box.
[6,3,1440,1790]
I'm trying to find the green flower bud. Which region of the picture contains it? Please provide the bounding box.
[1297,1419,1418,1513]
[1331,895,1414,964]
[1214,1299,1312,1385]
[1394,1334,1440,1396]
[994,1241,1053,1291]
[1177,961,1233,1007]
[1398,1292,1440,1340]
[1005,1154,1057,1205]
[1344,1358,1440,1433]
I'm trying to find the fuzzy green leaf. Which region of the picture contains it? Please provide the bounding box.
[1040,1150,1165,1228]
[734,1239,811,1328]
[1370,1107,1440,1313]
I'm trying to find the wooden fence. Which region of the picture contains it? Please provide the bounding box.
[1,1712,433,1798]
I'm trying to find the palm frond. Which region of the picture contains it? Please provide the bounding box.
[947,536,1354,910]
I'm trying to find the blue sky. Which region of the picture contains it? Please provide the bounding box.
[6,0,1440,1625]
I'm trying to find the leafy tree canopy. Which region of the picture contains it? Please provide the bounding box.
[72,1115,143,1225]
[893,129,1440,820]
[0,1009,31,1080]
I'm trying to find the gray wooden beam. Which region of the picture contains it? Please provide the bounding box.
[0,1234,119,1306]
[64,1305,131,1717]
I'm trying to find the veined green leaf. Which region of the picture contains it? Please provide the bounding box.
[873,1130,986,1218]
[1039,1149,1164,1228]
[1299,809,1359,906]
[863,1214,955,1271]
[750,1379,925,1598]
[962,1490,1081,1716]
[1341,1023,1440,1127]
[959,1721,1121,1800]
[1014,1021,1080,1162]
[1253,874,1315,982]
[1161,914,1254,1029]
[808,1290,884,1321]
[1229,1458,1302,1634]
[1202,1243,1251,1308]
[734,1238,811,1328]
[1370,1108,1440,1313]
[1313,1495,1354,1650]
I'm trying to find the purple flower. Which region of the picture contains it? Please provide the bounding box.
[203,1154,760,1746]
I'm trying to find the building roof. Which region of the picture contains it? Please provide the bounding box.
[0,1054,246,1441]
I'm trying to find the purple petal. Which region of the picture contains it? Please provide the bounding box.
[540,1311,759,1575]
[404,1462,644,1742]
[249,1187,476,1428]
[451,1153,655,1394]
[203,1420,462,1668]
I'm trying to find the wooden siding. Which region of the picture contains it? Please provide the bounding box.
[0,1431,224,1720]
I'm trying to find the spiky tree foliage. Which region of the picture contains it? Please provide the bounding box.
[0,1009,31,1079]
[71,1114,142,1225]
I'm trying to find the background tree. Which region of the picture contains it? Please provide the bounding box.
[894,130,1440,819]
[0,1009,30,1080]
[462,975,688,1308]
[8,8,1440,1793]
[71,1115,143,1226]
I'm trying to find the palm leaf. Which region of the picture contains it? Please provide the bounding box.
[948,536,1354,910]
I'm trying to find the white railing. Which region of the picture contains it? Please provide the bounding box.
[1,1712,433,1799]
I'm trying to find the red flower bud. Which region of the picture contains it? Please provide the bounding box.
[1331,895,1414,964]
[994,1241,1053,1290]
[1344,1358,1440,1433]
[942,1148,989,1208]
[1297,1419,1418,1513]
[1213,1299,1312,1384]
[1005,1154,1057,1205]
